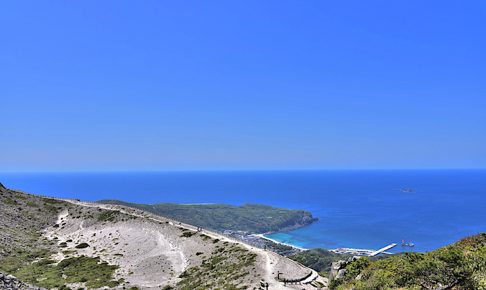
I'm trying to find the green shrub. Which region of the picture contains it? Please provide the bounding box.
[75,242,90,249]
[289,248,351,275]
[14,256,119,289]
[334,233,486,290]
[181,231,195,238]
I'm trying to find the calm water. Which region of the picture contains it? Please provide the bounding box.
[1,170,485,253]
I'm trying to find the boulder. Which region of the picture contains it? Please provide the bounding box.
[329,260,347,280]
[0,272,46,290]
[336,269,347,279]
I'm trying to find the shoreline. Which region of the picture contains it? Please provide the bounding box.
[255,234,308,251]
[258,234,391,256]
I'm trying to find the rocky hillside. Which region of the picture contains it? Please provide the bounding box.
[329,233,486,289]
[98,200,317,234]
[0,183,137,289]
[0,272,44,290]
[0,183,323,289]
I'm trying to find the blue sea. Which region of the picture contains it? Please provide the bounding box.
[1,170,485,253]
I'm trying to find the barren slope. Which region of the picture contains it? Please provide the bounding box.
[1,183,325,289]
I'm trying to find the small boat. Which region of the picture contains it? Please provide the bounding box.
[400,188,415,193]
[402,240,415,247]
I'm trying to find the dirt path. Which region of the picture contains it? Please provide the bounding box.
[59,199,319,289]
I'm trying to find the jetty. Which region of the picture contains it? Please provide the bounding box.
[369,243,397,257]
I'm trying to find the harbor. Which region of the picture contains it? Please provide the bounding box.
[330,243,397,256]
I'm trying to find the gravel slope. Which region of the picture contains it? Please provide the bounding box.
[1,183,325,289]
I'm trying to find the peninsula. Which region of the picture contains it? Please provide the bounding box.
[98,200,317,234]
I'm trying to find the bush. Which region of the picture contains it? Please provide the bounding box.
[180,231,195,238]
[75,242,90,249]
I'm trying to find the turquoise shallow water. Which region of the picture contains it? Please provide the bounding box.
[1,170,485,253]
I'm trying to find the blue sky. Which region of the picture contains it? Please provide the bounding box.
[1,1,485,171]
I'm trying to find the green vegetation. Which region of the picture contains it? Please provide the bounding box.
[177,244,257,290]
[99,200,317,233]
[0,248,52,274]
[333,233,486,290]
[1,185,122,289]
[289,248,351,276]
[97,210,120,222]
[181,231,196,238]
[43,198,64,205]
[4,197,17,205]
[1,186,61,277]
[26,201,38,207]
[200,233,210,240]
[75,242,90,249]
[14,256,120,289]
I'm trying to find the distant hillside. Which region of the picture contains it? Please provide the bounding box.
[331,233,486,289]
[98,200,317,234]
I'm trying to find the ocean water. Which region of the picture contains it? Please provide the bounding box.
[1,170,485,253]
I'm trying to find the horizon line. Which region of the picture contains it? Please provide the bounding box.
[1,167,485,174]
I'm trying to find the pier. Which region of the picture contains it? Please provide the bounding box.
[369,243,397,257]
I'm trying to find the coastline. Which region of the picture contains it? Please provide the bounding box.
[259,233,393,256]
[259,233,389,256]
[4,170,485,253]
[255,234,307,251]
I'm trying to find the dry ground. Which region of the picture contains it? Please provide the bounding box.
[45,199,326,289]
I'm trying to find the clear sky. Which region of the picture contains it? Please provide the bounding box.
[1,1,485,171]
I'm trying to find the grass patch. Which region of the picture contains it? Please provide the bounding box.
[26,201,38,207]
[14,256,119,289]
[177,244,256,290]
[97,210,120,222]
[43,198,64,205]
[4,197,17,205]
[0,248,52,273]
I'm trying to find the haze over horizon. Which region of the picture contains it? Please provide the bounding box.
[1,1,485,171]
